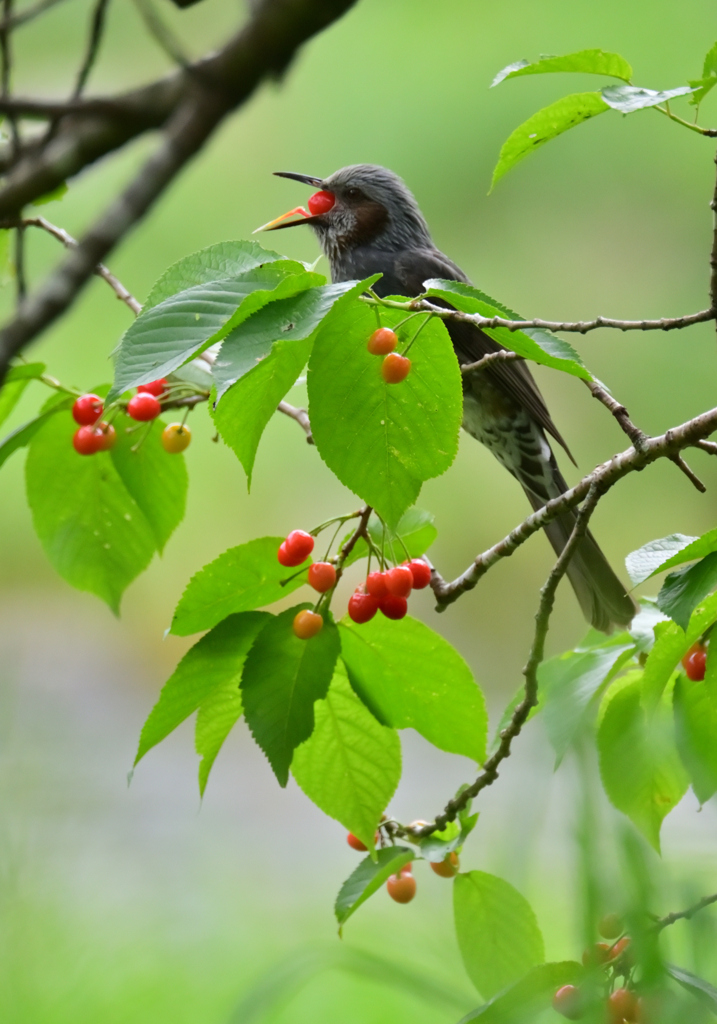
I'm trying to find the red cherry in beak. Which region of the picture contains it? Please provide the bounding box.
[308,190,335,215]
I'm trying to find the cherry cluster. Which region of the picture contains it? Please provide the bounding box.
[348,560,431,623]
[367,328,411,384]
[276,528,432,640]
[71,378,191,456]
[682,640,708,681]
[346,830,459,904]
[553,915,642,1022]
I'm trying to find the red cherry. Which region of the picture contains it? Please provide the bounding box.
[72,393,103,425]
[347,832,368,852]
[293,610,323,640]
[385,565,412,598]
[277,530,314,567]
[348,590,379,624]
[682,643,707,681]
[367,328,398,355]
[366,571,388,598]
[552,985,583,1020]
[127,392,161,421]
[430,852,459,878]
[307,190,335,215]
[96,422,117,451]
[140,378,168,397]
[379,595,408,620]
[609,936,632,962]
[582,942,611,967]
[387,872,416,904]
[608,988,638,1022]
[406,560,431,589]
[72,425,103,455]
[308,562,336,593]
[381,353,411,384]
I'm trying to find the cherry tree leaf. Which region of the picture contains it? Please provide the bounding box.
[458,962,584,1023]
[334,846,414,929]
[673,644,717,803]
[491,49,632,87]
[601,84,696,113]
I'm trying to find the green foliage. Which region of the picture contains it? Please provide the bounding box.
[0,362,46,429]
[0,392,72,469]
[689,41,717,106]
[25,410,158,613]
[334,845,414,928]
[241,606,340,786]
[490,92,610,189]
[109,261,319,400]
[667,963,717,1011]
[134,611,268,766]
[457,961,584,1023]
[343,506,438,567]
[339,614,487,762]
[110,412,187,553]
[625,533,699,584]
[143,239,284,310]
[658,553,717,631]
[291,665,401,852]
[418,802,478,863]
[491,49,633,87]
[195,675,244,796]
[453,871,545,998]
[425,280,591,379]
[170,536,310,636]
[641,593,717,708]
[308,301,462,528]
[597,675,689,851]
[673,644,717,803]
[601,83,696,112]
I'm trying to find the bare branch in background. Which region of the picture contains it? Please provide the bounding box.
[72,0,111,98]
[654,892,717,932]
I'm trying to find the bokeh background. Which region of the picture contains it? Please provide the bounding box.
[2,0,717,1020]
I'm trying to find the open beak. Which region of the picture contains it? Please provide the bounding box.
[253,171,327,233]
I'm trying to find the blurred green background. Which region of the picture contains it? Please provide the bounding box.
[2,0,717,1020]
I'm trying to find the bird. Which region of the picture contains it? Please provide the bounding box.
[257,164,637,632]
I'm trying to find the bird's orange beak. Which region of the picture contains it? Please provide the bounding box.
[253,171,330,233]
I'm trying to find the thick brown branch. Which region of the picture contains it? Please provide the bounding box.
[429,405,717,610]
[412,486,602,839]
[461,350,522,374]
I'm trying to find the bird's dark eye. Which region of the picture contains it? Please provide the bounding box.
[346,186,363,200]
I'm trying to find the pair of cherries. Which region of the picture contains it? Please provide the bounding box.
[553,985,639,1022]
[348,560,431,624]
[71,380,191,456]
[278,531,337,592]
[367,328,411,384]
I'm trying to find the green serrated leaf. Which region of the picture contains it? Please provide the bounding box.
[641,593,717,709]
[601,83,696,113]
[424,280,591,380]
[491,92,609,190]
[625,534,699,585]
[308,297,462,528]
[491,49,632,87]
[598,675,688,851]
[212,279,359,401]
[143,240,285,310]
[4,362,46,382]
[457,961,584,1023]
[454,871,545,999]
[135,611,268,766]
[109,412,187,553]
[673,643,717,804]
[0,378,31,430]
[689,43,717,106]
[196,676,244,796]
[291,664,401,853]
[0,393,72,469]
[657,553,717,632]
[241,606,340,786]
[334,845,413,928]
[666,963,717,1010]
[419,813,477,863]
[109,263,316,401]
[339,615,487,762]
[25,410,156,613]
[170,536,310,636]
[213,336,313,486]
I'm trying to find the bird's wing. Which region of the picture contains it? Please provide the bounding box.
[393,247,574,461]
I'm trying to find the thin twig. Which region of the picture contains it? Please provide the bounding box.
[460,350,523,374]
[131,0,190,68]
[362,294,715,336]
[669,453,707,493]
[72,0,111,99]
[13,223,25,300]
[411,486,603,839]
[429,405,717,610]
[277,400,313,443]
[0,0,68,31]
[0,215,141,314]
[710,146,717,327]
[654,893,717,932]
[697,439,717,456]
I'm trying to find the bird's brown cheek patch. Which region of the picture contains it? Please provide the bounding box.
[348,201,390,246]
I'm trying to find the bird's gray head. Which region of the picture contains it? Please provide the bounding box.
[257,164,432,266]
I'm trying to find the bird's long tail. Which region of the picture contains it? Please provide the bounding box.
[521,456,637,633]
